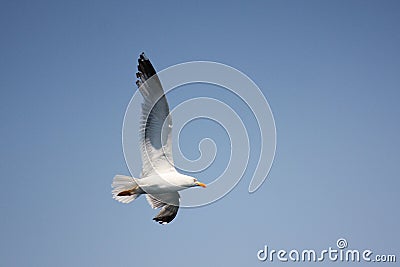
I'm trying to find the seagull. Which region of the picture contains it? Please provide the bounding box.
[112,53,207,224]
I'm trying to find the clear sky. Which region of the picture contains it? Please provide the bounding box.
[1,0,399,266]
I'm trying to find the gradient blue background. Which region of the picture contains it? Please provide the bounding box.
[1,0,399,266]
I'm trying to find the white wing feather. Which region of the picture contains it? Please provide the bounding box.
[136,53,175,177]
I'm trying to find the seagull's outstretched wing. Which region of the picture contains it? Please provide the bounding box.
[136,53,174,177]
[146,192,180,224]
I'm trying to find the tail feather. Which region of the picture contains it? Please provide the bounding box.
[112,175,141,204]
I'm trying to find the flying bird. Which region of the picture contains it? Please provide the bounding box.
[112,53,207,224]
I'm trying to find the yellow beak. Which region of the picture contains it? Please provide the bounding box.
[195,181,207,188]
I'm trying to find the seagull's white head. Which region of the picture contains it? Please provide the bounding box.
[179,175,207,188]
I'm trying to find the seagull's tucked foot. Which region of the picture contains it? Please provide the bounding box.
[117,186,138,196]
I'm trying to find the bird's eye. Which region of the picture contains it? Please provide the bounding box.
[193,178,197,182]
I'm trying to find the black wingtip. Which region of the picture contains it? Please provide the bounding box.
[140,52,148,61]
[137,52,157,78]
[152,207,178,225]
[152,218,172,225]
[153,218,169,225]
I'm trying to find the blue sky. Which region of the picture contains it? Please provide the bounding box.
[1,0,399,266]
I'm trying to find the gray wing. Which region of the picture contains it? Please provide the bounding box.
[136,53,174,177]
[146,192,180,224]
